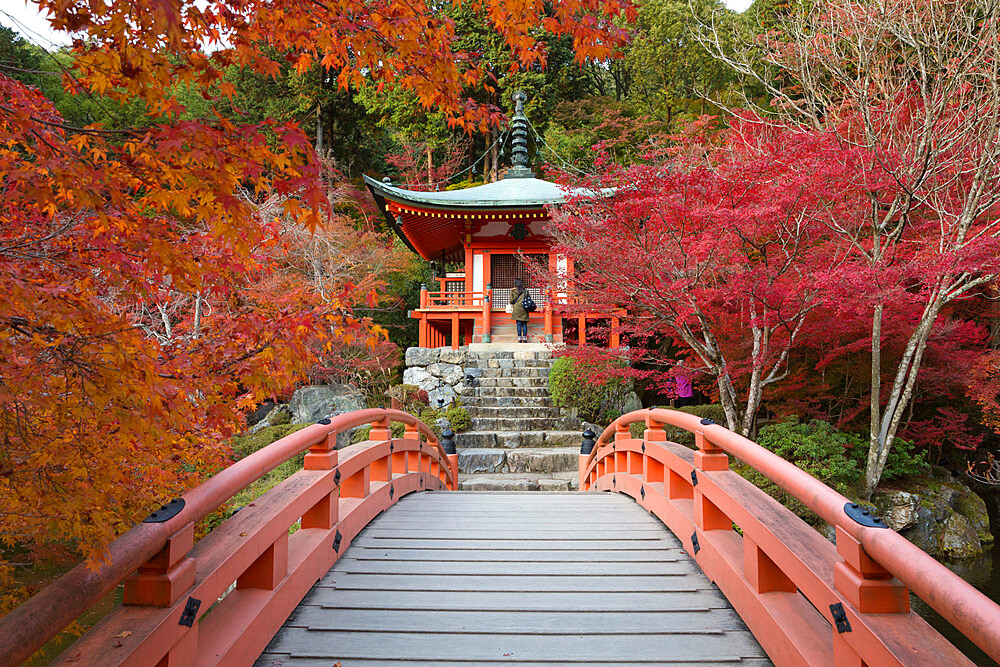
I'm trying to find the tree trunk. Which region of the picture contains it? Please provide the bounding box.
[426,145,433,186]
[315,105,323,155]
[864,303,883,498]
[490,129,499,182]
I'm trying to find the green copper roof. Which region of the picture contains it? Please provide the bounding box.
[363,174,605,209]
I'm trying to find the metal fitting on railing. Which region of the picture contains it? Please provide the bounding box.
[580,428,597,455]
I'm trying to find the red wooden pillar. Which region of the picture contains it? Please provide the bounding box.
[544,289,554,342]
[578,315,586,346]
[610,315,620,348]
[482,285,492,343]
[451,312,460,350]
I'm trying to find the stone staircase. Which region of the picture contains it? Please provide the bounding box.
[456,348,583,491]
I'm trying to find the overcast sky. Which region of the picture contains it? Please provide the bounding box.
[3,0,756,49]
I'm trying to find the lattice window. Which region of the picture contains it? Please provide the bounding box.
[490,254,547,309]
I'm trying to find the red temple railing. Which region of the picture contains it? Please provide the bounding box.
[0,408,456,667]
[423,290,490,309]
[579,408,1000,665]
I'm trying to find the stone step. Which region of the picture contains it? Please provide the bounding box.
[482,367,551,378]
[471,416,578,431]
[458,430,584,449]
[476,377,549,388]
[457,472,579,492]
[466,406,562,419]
[484,358,554,368]
[458,447,581,475]
[462,395,554,408]
[460,386,550,399]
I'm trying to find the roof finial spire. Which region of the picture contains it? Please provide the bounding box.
[505,90,533,179]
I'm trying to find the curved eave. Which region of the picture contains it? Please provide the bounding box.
[363,174,607,210]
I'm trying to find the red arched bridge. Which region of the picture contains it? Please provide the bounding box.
[2,408,1000,665]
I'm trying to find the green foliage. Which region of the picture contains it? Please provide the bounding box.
[549,356,631,424]
[849,435,928,482]
[755,418,862,493]
[418,399,473,436]
[202,423,310,533]
[230,422,307,460]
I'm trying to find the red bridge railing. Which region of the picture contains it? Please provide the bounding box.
[579,408,1000,666]
[0,408,456,666]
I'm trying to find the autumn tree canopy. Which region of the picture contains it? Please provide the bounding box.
[0,0,636,599]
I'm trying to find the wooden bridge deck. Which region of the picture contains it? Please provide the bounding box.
[257,491,769,666]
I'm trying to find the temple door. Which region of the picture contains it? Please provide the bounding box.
[490,254,547,309]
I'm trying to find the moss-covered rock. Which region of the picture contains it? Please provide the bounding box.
[937,513,983,558]
[872,468,992,560]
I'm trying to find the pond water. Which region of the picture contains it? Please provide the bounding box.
[910,543,1000,666]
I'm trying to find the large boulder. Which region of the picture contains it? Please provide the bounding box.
[405,347,440,366]
[872,490,920,531]
[872,468,993,559]
[440,348,469,365]
[402,367,440,392]
[937,513,983,559]
[289,384,365,424]
[427,362,464,385]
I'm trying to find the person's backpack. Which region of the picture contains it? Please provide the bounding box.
[522,291,537,312]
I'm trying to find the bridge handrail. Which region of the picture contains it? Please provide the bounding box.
[0,407,451,666]
[584,408,1000,664]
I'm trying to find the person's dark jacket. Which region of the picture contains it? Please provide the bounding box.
[509,288,529,322]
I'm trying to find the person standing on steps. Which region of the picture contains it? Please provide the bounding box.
[509,278,530,343]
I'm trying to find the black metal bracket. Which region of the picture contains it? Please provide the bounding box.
[389,441,394,453]
[316,417,331,425]
[691,532,700,555]
[700,418,716,426]
[144,498,185,523]
[640,485,645,500]
[844,502,888,529]
[690,469,698,486]
[334,469,341,486]
[830,602,852,633]
[641,442,646,453]
[178,597,201,627]
[612,475,616,488]
[389,484,395,500]
[332,530,342,552]
[580,429,597,455]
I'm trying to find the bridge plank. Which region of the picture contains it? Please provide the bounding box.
[283,607,753,634]
[347,547,684,561]
[256,656,774,666]
[258,491,769,665]
[263,629,766,662]
[334,557,696,575]
[319,573,710,592]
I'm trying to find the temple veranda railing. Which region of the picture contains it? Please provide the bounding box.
[0,408,457,667]
[579,408,1000,666]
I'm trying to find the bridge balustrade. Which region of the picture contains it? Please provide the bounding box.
[579,408,1000,666]
[0,408,456,667]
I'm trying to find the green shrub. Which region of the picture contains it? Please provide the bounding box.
[418,399,472,437]
[549,356,631,424]
[231,423,309,459]
[847,435,928,482]
[754,418,862,493]
[202,423,310,534]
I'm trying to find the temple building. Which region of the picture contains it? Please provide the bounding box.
[365,92,620,349]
